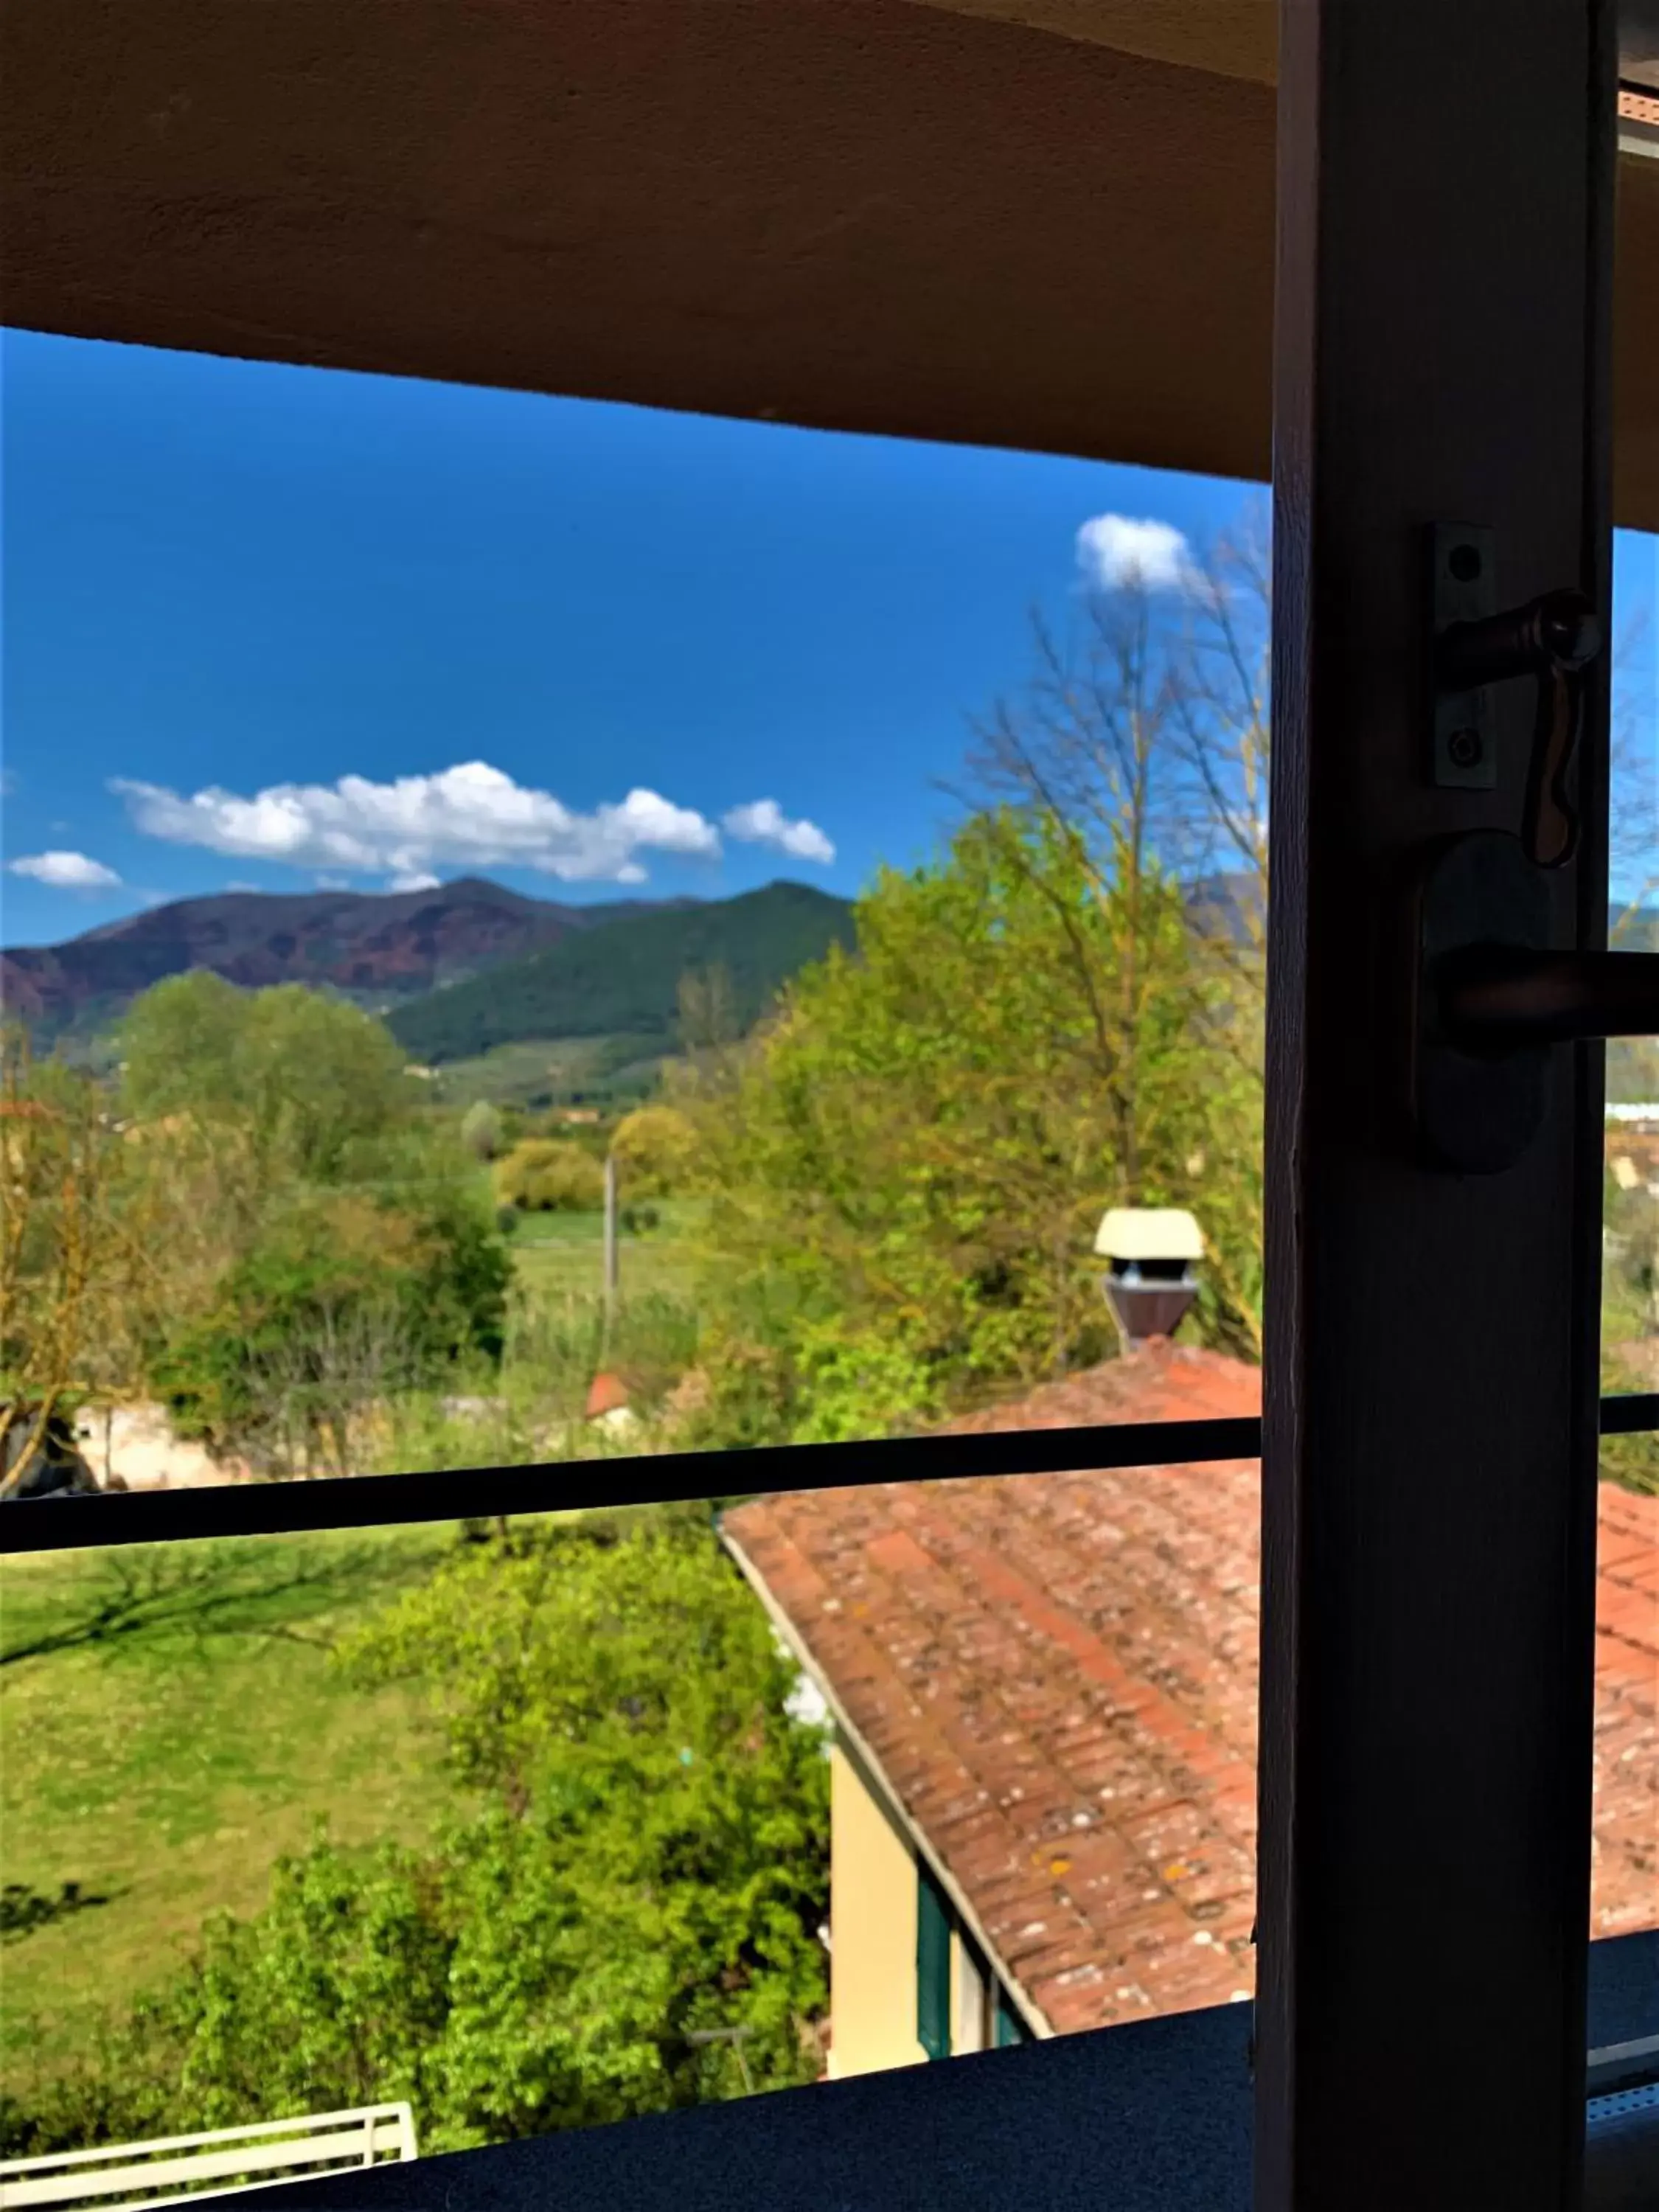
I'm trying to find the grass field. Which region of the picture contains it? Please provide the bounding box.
[425,1035,663,1110]
[509,1198,707,1309]
[0,1524,470,2076]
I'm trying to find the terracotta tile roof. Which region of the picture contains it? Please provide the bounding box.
[1593,1480,1659,1935]
[723,1349,1658,2037]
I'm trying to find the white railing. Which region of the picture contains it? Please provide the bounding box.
[0,2105,417,2212]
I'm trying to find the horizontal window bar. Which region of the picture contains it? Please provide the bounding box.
[1595,1393,1659,1434]
[4,1399,1655,1557]
[0,1416,1262,1556]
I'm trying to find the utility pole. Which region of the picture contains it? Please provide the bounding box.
[602,1150,619,1333]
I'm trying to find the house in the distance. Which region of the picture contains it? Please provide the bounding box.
[723,1349,1658,2077]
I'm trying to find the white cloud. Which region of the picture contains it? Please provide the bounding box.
[723,799,835,866]
[111,761,723,886]
[389,872,442,894]
[7,849,122,890]
[1075,512,1197,594]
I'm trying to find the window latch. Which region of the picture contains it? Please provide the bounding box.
[1433,585,1600,869]
[1412,544,1658,1172]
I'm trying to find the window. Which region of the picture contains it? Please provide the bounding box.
[994,1985,1031,2051]
[5,2,1659,2207]
[916,1863,952,2063]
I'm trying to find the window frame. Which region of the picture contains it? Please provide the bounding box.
[2,4,1655,2207]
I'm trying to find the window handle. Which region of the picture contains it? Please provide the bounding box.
[1433,945,1659,1048]
[1434,587,1601,867]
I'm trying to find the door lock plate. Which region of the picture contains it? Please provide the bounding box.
[1430,523,1498,789]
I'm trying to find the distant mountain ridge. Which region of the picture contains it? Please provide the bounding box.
[0,877,686,1040]
[386,881,857,1066]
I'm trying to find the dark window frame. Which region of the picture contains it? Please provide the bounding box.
[5,1393,1655,1559]
[4,4,1657,2208]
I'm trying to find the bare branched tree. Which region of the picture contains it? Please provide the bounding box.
[1166,500,1272,994]
[240,1297,415,1479]
[1610,594,1657,939]
[962,499,1272,1347]
[0,1028,153,1493]
[965,585,1192,1199]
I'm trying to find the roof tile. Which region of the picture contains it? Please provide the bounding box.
[726,1347,1659,2034]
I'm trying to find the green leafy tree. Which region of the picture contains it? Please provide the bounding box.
[176,1838,454,2126]
[92,1514,830,2149]
[459,1099,504,1162]
[610,1105,699,1196]
[675,811,1256,1442]
[153,1185,509,1470]
[121,975,411,1183]
[493,1139,605,1214]
[108,978,510,1461]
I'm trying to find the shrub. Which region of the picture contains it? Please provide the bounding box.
[494,1141,605,1214]
[459,1100,504,1162]
[151,1186,510,1467]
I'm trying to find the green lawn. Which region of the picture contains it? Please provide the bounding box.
[0,1523,467,2075]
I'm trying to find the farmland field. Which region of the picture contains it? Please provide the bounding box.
[423,1034,662,1110]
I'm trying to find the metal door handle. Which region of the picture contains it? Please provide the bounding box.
[1435,946,1659,1048]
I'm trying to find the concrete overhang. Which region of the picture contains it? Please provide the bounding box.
[3,2,1655,526]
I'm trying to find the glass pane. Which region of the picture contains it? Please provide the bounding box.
[1,333,1268,1501]
[1601,526,1659,1419]
[7,1444,1643,2166]
[1,1444,1265,2166]
[1593,508,1659,2052]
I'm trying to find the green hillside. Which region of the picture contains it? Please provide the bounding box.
[387,880,855,1065]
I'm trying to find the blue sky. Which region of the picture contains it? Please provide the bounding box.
[1,330,1652,947]
[0,330,1260,947]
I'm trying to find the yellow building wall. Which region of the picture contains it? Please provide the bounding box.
[827,1739,928,2079]
[827,1736,999,2075]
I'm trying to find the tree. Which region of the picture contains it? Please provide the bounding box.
[673,810,1256,1445]
[72,1512,831,2151]
[121,975,412,1183]
[152,1184,509,1472]
[494,1140,605,1214]
[106,978,511,1464]
[0,1028,153,1489]
[967,500,1270,1343]
[610,1105,699,1196]
[175,1837,453,2127]
[459,1100,504,1163]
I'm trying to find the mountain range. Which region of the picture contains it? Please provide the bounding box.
[0,878,684,1043]
[0,877,856,1076]
[386,881,855,1066]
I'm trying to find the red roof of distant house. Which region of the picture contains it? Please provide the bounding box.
[585,1371,630,1419]
[723,1348,1658,2037]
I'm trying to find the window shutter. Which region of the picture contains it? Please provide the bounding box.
[915,1860,950,2060]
